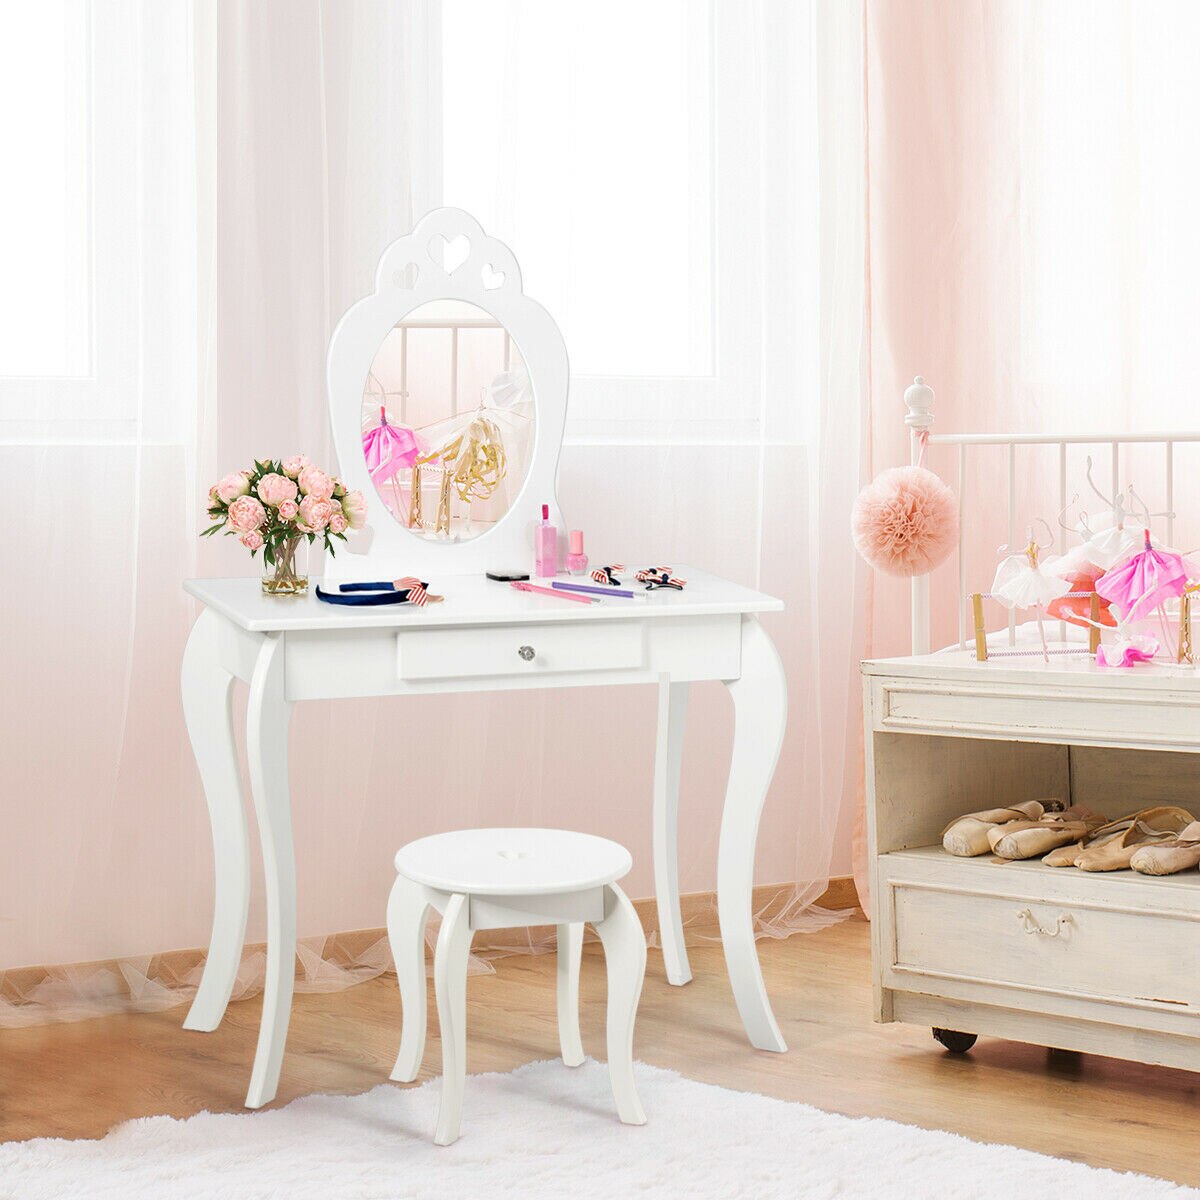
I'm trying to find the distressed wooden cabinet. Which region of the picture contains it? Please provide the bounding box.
[863,654,1200,1072]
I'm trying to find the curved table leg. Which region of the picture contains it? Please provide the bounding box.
[433,892,473,1146]
[388,876,431,1082]
[182,609,251,1033]
[653,679,691,985]
[556,922,585,1066]
[244,632,295,1108]
[596,884,646,1125]
[718,616,787,1053]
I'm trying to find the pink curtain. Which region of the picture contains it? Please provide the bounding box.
[855,1,1200,909]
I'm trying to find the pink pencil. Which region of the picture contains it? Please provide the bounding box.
[511,580,597,604]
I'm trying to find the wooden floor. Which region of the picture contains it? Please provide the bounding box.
[2,917,1198,1187]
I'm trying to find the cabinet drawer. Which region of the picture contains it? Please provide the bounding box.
[396,621,646,681]
[887,878,1200,1014]
[873,678,1200,749]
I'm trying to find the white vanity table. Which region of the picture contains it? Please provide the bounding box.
[181,210,790,1108]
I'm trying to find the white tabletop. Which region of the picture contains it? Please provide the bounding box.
[184,566,782,632]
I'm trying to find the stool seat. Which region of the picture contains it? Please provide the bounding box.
[393,827,633,896]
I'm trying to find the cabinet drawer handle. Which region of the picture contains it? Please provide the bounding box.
[1015,908,1073,938]
[518,645,535,662]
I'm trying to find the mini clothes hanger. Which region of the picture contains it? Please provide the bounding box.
[1051,462,1156,575]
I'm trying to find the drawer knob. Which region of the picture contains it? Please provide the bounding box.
[518,645,535,662]
[1015,908,1073,938]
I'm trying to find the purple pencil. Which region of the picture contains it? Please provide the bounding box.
[550,580,645,600]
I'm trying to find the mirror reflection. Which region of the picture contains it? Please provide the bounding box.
[361,300,533,542]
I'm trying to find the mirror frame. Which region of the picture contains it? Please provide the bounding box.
[326,208,568,582]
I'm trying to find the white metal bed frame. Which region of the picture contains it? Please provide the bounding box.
[903,376,1200,656]
[365,313,512,425]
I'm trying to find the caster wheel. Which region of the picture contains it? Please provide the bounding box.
[932,1027,977,1054]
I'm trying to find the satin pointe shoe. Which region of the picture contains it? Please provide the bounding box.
[1045,810,1167,869]
[1043,811,1125,866]
[990,809,1107,861]
[942,801,1047,857]
[1130,821,1200,876]
[1073,807,1196,872]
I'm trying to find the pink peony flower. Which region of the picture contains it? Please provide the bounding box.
[298,495,333,531]
[282,454,310,480]
[240,530,264,551]
[298,466,334,500]
[215,472,251,504]
[228,494,267,533]
[257,472,298,507]
[277,499,298,521]
[342,489,368,529]
[329,511,347,534]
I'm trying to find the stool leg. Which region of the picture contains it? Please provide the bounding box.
[433,892,473,1146]
[556,923,585,1067]
[595,884,647,1125]
[387,876,431,1083]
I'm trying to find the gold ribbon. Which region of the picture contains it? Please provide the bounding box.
[418,415,508,505]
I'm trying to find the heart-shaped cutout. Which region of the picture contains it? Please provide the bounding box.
[428,233,470,274]
[390,262,420,289]
[481,263,506,290]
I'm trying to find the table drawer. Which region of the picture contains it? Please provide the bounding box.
[873,677,1200,749]
[887,878,1200,1014]
[396,621,646,681]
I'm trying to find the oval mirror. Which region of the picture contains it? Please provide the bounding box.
[360,299,533,543]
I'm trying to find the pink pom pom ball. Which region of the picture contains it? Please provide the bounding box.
[851,465,958,577]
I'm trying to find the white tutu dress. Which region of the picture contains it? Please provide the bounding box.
[991,549,1071,610]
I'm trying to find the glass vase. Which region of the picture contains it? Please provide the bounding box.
[262,536,309,595]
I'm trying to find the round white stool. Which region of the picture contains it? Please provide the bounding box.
[387,827,647,1145]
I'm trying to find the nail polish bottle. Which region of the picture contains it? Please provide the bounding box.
[534,503,558,576]
[566,530,589,576]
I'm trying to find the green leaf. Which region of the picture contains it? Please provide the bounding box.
[264,544,274,567]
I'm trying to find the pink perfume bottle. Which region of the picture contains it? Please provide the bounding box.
[534,503,558,576]
[566,530,589,576]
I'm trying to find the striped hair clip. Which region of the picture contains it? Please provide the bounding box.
[590,564,625,586]
[636,567,687,591]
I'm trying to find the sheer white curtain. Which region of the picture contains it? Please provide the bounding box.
[440,0,868,933]
[0,0,440,1023]
[1,0,865,1025]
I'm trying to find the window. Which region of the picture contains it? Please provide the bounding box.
[442,0,713,381]
[442,0,734,434]
[0,0,195,442]
[0,2,90,378]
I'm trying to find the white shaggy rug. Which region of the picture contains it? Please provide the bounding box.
[1,1059,1195,1200]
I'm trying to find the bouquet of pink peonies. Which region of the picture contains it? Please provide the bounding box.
[202,454,368,593]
